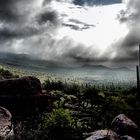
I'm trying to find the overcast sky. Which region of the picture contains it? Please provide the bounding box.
[0,0,139,67]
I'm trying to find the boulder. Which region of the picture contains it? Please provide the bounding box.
[120,135,136,140]
[85,130,119,140]
[0,76,55,118]
[0,76,42,96]
[111,114,138,137]
[0,106,14,139]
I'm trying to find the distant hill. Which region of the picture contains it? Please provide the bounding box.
[0,52,63,71]
[0,52,136,84]
[79,64,132,72]
[0,52,132,72]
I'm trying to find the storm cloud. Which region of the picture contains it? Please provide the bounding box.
[73,0,122,6]
[0,0,139,67]
[112,0,140,66]
[63,19,95,31]
[0,0,44,23]
[37,10,58,25]
[0,0,19,22]
[0,0,60,42]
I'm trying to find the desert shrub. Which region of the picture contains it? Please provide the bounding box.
[13,108,81,140]
[39,108,79,140]
[101,96,133,127]
[42,79,64,91]
[42,79,138,129]
[0,68,19,79]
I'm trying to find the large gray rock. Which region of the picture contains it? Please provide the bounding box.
[0,107,14,139]
[85,130,119,140]
[111,114,138,137]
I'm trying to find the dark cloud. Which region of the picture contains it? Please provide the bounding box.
[0,0,19,22]
[0,26,40,40]
[42,0,52,6]
[118,10,140,25]
[110,37,139,66]
[117,10,128,23]
[118,0,140,25]
[43,0,67,6]
[62,23,83,31]
[126,0,140,22]
[112,49,138,65]
[121,29,140,48]
[63,19,95,31]
[69,54,109,64]
[0,0,59,42]
[112,0,140,66]
[69,19,95,28]
[0,0,33,23]
[110,45,139,68]
[73,0,122,6]
[62,45,109,65]
[69,19,94,26]
[37,10,58,25]
[0,0,109,66]
[0,0,139,68]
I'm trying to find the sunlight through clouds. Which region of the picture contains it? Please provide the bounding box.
[0,0,138,67]
[53,1,128,56]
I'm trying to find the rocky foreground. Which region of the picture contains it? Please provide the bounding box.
[0,76,55,139]
[0,76,139,140]
[0,108,138,140]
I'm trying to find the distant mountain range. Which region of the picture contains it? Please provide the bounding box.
[0,52,60,70]
[0,52,132,73]
[0,52,136,84]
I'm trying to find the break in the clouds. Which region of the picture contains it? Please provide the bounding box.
[0,0,139,67]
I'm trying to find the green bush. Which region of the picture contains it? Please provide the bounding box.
[12,108,82,140]
[40,108,76,140]
[0,68,19,79]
